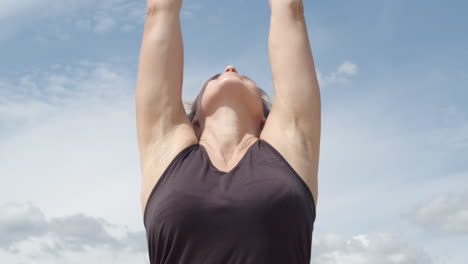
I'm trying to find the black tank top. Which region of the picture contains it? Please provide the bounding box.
[143,138,316,264]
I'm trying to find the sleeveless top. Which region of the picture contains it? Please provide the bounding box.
[143,138,316,264]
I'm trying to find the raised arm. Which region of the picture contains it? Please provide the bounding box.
[261,0,321,207]
[267,0,320,128]
[135,1,195,161]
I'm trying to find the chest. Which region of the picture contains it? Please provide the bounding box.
[144,159,315,235]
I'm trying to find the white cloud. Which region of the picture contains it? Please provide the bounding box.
[93,15,116,33]
[0,202,48,249]
[317,61,358,87]
[312,232,434,264]
[0,202,146,255]
[338,61,358,75]
[0,245,147,264]
[0,0,202,40]
[75,19,92,31]
[0,0,144,40]
[181,10,193,18]
[406,190,468,235]
[422,123,468,150]
[121,23,136,32]
[0,0,96,23]
[0,0,49,19]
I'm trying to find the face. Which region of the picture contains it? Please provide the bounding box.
[194,65,265,126]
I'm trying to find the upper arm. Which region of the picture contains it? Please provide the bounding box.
[267,0,321,147]
[135,11,196,158]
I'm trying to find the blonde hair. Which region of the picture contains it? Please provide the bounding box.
[183,74,272,122]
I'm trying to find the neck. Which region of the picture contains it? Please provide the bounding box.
[198,106,261,158]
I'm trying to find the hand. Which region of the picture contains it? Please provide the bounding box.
[147,0,183,12]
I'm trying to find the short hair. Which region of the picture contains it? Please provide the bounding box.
[183,74,272,122]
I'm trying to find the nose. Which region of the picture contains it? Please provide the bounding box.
[224,65,238,73]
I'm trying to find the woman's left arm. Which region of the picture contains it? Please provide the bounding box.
[267,0,321,136]
[264,0,321,144]
[261,0,321,207]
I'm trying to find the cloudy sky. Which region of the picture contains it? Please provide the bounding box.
[1,0,467,263]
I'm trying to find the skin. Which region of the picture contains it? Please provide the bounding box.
[191,65,266,172]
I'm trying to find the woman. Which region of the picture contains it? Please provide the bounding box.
[135,0,321,263]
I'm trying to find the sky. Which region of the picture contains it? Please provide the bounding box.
[1,0,467,263]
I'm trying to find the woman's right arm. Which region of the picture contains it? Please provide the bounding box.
[135,1,194,161]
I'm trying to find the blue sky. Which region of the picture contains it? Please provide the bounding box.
[1,0,467,263]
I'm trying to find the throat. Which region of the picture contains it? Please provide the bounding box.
[200,137,259,174]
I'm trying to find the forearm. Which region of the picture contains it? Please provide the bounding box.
[136,8,184,118]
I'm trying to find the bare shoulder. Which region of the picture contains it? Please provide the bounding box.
[139,125,198,215]
[260,110,320,209]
